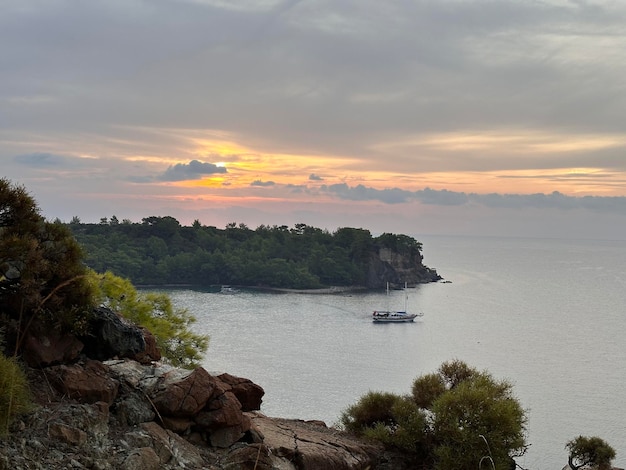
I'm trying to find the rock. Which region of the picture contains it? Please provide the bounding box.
[48,422,88,446]
[221,444,280,470]
[46,360,119,404]
[44,402,110,449]
[21,324,84,367]
[131,328,161,364]
[246,411,382,470]
[196,391,250,447]
[151,366,215,417]
[114,392,155,426]
[217,372,265,411]
[367,246,441,288]
[80,307,146,361]
[122,447,161,470]
[138,421,207,468]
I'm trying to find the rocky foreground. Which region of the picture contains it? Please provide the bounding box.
[1,308,410,470]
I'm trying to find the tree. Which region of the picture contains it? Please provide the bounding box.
[341,360,528,470]
[566,436,616,470]
[431,373,526,470]
[0,179,94,352]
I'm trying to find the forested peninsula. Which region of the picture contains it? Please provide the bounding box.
[67,216,441,289]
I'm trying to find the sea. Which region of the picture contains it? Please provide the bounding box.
[158,235,626,470]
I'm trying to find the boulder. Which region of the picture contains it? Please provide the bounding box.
[136,421,207,469]
[80,307,146,361]
[131,327,161,364]
[245,412,382,470]
[46,360,119,404]
[195,391,251,447]
[218,372,265,411]
[47,402,110,448]
[151,366,216,417]
[21,324,84,367]
[222,444,278,470]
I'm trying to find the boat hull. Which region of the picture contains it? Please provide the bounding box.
[372,311,420,323]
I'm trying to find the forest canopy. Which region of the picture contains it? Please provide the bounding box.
[67,217,430,289]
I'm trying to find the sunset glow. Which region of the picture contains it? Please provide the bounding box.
[4,0,626,239]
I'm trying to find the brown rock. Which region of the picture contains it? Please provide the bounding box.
[197,391,244,428]
[161,415,193,433]
[246,411,382,470]
[46,360,119,404]
[131,328,161,364]
[217,372,265,411]
[48,422,87,446]
[222,444,276,470]
[22,327,84,367]
[139,421,206,468]
[123,447,161,470]
[151,366,215,417]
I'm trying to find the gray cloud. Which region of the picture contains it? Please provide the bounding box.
[159,160,227,182]
[251,180,276,187]
[321,183,626,213]
[14,153,68,167]
[309,173,324,181]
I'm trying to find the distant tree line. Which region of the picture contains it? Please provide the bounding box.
[66,216,425,289]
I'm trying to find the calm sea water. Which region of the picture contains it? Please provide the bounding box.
[160,235,626,470]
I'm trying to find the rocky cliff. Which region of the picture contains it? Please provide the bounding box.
[367,246,441,289]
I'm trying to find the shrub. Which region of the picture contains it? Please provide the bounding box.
[566,435,616,470]
[341,360,528,470]
[340,391,404,434]
[0,352,33,435]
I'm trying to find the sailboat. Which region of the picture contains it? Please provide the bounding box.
[372,282,423,323]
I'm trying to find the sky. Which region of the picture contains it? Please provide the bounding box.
[3,0,626,240]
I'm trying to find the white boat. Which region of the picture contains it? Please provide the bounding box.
[220,285,238,294]
[372,282,423,323]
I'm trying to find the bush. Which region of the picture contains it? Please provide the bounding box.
[340,391,404,434]
[566,435,616,470]
[0,352,33,435]
[341,360,528,470]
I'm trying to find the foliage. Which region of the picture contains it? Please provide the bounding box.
[566,436,616,470]
[89,270,208,368]
[0,330,33,435]
[341,360,528,470]
[340,391,405,434]
[68,216,438,289]
[0,179,95,351]
[431,373,526,470]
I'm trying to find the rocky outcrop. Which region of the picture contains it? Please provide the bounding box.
[367,246,441,288]
[80,306,147,361]
[1,359,388,470]
[20,306,158,367]
[4,301,393,469]
[228,412,383,470]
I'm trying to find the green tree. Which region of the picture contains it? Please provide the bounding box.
[566,436,616,470]
[0,179,94,351]
[341,360,527,470]
[90,270,208,368]
[431,373,526,470]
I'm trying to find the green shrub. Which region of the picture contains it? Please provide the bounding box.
[341,361,528,470]
[340,391,404,435]
[0,353,33,435]
[566,435,616,470]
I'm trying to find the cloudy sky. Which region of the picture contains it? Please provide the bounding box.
[3,0,626,239]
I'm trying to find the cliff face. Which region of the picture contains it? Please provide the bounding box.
[366,247,441,289]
